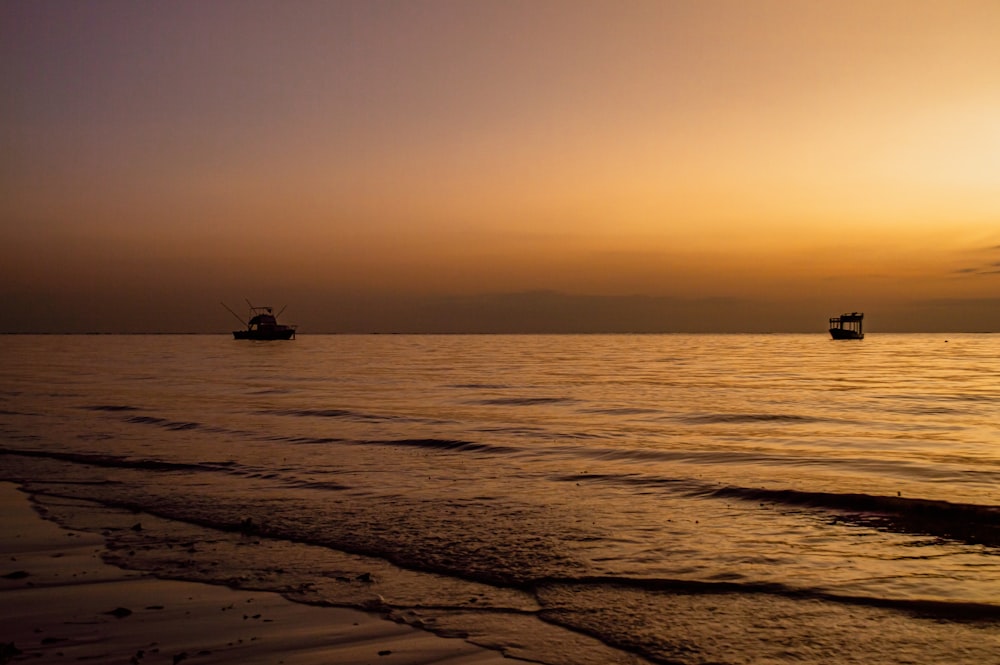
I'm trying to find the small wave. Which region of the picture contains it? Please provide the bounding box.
[286,479,350,491]
[475,425,548,435]
[125,415,166,425]
[82,404,142,412]
[680,412,823,424]
[473,397,572,406]
[359,437,521,456]
[575,446,776,466]
[124,415,203,431]
[262,408,390,422]
[578,406,662,416]
[877,392,999,405]
[555,472,713,496]
[0,447,229,475]
[285,436,346,445]
[76,433,114,441]
[448,383,511,389]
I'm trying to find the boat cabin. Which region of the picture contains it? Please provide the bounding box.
[248,311,279,328]
[829,312,864,340]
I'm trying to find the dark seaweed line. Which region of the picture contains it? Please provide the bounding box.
[707,485,1000,547]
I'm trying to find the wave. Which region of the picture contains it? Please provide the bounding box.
[475,425,549,435]
[283,479,351,491]
[1,447,353,496]
[448,383,512,390]
[102,407,350,443]
[705,485,1000,547]
[557,471,1000,547]
[679,412,825,424]
[877,392,999,404]
[0,446,232,475]
[81,405,507,454]
[81,404,142,412]
[533,575,1000,622]
[261,408,443,425]
[124,415,204,431]
[473,397,573,406]
[571,446,784,466]
[262,407,388,421]
[578,406,663,416]
[358,437,522,455]
[284,436,347,445]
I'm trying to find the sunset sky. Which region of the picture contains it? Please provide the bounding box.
[3,1,999,333]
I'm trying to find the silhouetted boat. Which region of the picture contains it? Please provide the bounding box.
[223,302,297,340]
[829,312,864,340]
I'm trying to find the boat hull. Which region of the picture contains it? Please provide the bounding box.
[233,329,295,340]
[829,328,863,340]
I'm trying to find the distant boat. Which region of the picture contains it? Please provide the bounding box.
[829,312,864,340]
[222,301,297,340]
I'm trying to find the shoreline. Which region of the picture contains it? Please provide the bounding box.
[0,482,513,665]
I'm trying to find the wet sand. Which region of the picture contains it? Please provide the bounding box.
[0,482,512,665]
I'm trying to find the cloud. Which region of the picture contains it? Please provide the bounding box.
[954,255,1000,277]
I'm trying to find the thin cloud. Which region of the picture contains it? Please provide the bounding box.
[953,257,1000,277]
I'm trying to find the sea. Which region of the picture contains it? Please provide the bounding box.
[1,333,998,664]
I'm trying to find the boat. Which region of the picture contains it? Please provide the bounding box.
[223,301,297,340]
[829,312,864,340]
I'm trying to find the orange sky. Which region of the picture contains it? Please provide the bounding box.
[2,1,999,332]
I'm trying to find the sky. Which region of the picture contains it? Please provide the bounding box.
[2,0,999,333]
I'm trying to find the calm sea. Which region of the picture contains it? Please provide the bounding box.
[2,334,998,664]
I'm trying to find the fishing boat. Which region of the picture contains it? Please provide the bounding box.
[829,312,864,340]
[223,301,297,340]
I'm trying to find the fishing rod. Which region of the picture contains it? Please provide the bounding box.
[220,302,247,326]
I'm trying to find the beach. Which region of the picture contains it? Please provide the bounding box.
[1,482,512,665]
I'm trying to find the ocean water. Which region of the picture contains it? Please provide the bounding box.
[1,333,998,664]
